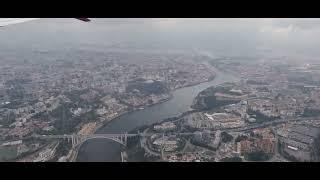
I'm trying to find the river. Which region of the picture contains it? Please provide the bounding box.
[76,69,239,162]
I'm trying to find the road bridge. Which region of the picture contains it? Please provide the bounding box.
[21,117,320,149]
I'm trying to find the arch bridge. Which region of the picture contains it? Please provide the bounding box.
[30,131,207,149]
[32,133,139,149]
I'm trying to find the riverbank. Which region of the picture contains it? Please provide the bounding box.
[68,93,173,162]
[77,75,216,135]
[93,93,174,132]
[75,66,239,161]
[71,78,219,161]
[88,78,218,135]
[73,62,216,137]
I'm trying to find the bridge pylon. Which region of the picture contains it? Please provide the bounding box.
[71,134,84,149]
[71,135,77,149]
[124,132,128,146]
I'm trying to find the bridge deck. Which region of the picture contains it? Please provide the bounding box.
[25,117,318,140]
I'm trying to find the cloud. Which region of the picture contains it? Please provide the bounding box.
[271,18,320,30]
[260,24,296,35]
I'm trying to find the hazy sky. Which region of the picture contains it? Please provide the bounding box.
[1,18,320,58]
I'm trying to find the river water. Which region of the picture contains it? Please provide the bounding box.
[76,69,238,162]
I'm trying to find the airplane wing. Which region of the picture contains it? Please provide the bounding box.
[75,18,90,22]
[0,18,39,27]
[0,18,90,27]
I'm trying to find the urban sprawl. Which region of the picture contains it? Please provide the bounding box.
[1,50,320,162]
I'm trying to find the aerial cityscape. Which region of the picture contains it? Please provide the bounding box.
[1,18,320,162]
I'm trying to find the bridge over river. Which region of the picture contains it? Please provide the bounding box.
[29,132,205,149]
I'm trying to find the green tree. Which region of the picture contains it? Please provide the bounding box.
[221,156,242,162]
[245,151,272,161]
[221,132,233,143]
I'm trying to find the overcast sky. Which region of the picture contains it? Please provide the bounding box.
[1,18,320,58]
